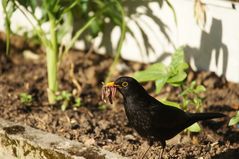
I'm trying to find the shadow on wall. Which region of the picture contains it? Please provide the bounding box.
[121,0,173,56]
[184,18,228,76]
[74,0,173,56]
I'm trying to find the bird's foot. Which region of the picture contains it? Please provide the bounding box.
[138,141,152,159]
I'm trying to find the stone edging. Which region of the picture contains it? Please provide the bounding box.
[0,118,127,159]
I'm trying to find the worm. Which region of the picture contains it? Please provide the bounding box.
[101,85,117,104]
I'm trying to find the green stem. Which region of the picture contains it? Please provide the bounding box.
[47,15,58,104]
[61,2,114,56]
[2,0,11,55]
[14,1,50,48]
[105,1,126,83]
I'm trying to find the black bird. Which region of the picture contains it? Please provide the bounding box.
[105,76,225,158]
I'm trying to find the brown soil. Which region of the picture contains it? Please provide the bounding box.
[0,35,239,159]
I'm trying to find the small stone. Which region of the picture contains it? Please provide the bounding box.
[84,138,95,146]
[124,134,136,141]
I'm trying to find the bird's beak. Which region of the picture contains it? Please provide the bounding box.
[105,82,115,87]
[105,82,120,88]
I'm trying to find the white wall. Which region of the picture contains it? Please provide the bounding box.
[1,0,239,82]
[94,0,239,83]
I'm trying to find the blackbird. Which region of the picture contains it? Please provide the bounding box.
[105,76,226,158]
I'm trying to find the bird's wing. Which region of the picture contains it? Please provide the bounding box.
[148,102,190,129]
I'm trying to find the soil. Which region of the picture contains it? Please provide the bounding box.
[0,34,239,159]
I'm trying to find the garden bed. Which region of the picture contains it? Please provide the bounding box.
[0,36,239,159]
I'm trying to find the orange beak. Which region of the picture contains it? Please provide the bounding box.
[105,82,121,88]
[105,82,115,87]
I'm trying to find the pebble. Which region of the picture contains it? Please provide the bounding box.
[124,134,136,141]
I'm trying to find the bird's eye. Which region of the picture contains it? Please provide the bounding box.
[122,81,128,87]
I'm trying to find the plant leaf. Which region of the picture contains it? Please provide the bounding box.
[155,77,168,93]
[183,99,190,107]
[167,71,187,84]
[195,85,206,93]
[229,111,239,126]
[134,63,168,82]
[167,48,188,86]
[169,48,187,71]
[18,0,37,12]
[159,99,181,109]
[187,122,201,132]
[2,0,16,55]
[169,81,184,87]
[90,18,103,37]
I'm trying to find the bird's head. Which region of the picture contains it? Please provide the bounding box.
[104,76,147,100]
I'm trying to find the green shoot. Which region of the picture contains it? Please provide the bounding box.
[56,91,82,111]
[2,0,15,55]
[73,97,82,108]
[56,91,72,111]
[134,48,188,93]
[98,104,107,111]
[229,111,239,126]
[19,93,33,105]
[6,0,113,104]
[159,99,181,109]
[187,122,201,132]
[180,81,206,112]
[180,81,206,132]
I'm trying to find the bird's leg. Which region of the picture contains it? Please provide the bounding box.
[160,148,164,159]
[159,140,166,159]
[140,145,151,159]
[139,140,153,159]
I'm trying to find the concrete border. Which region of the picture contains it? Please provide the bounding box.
[0,118,126,159]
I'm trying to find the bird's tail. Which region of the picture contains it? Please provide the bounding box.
[189,112,226,123]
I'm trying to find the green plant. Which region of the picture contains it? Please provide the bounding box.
[134,48,188,93]
[6,0,90,103]
[19,93,33,105]
[73,97,82,108]
[229,111,239,126]
[1,0,15,55]
[56,91,71,111]
[180,81,206,112]
[56,91,82,111]
[98,104,107,111]
[134,48,207,132]
[180,81,206,132]
[3,0,176,104]
[3,0,125,104]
